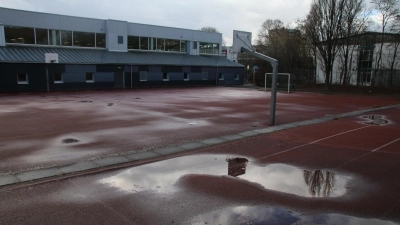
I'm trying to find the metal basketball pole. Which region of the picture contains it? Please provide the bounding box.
[241,47,278,125]
[270,62,278,125]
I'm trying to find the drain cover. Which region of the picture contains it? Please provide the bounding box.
[362,115,388,125]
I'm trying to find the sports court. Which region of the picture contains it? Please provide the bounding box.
[0,92,399,224]
[1,87,399,176]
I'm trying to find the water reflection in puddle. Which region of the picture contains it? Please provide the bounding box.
[100,154,349,197]
[189,206,397,225]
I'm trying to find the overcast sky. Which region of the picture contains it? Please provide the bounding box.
[0,0,313,45]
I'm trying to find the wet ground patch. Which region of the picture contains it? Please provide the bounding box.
[100,154,350,197]
[189,205,397,225]
[361,115,389,125]
[62,138,79,144]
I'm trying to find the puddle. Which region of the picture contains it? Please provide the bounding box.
[361,115,389,125]
[62,138,79,144]
[100,155,349,197]
[189,206,397,225]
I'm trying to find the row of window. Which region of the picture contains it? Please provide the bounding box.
[139,71,209,81]
[139,72,238,81]
[5,26,106,48]
[16,72,238,84]
[127,36,219,54]
[128,36,186,52]
[16,73,94,84]
[198,42,219,54]
[4,26,220,54]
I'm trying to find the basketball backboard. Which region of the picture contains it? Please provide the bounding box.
[232,30,253,53]
[45,53,59,63]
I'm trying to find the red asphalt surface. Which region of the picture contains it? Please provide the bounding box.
[0,87,399,175]
[0,106,399,224]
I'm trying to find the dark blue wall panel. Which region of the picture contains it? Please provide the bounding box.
[63,73,86,83]
[147,72,162,81]
[94,73,114,82]
[168,73,183,81]
[188,73,202,80]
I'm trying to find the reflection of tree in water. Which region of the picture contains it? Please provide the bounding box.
[303,170,336,197]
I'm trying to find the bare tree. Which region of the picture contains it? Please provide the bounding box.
[255,19,313,83]
[301,0,346,90]
[199,26,226,46]
[199,26,219,33]
[338,0,368,85]
[387,15,400,87]
[370,0,400,85]
[256,19,284,47]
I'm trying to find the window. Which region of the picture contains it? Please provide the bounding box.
[140,37,149,50]
[118,36,123,44]
[157,38,165,51]
[96,33,106,48]
[73,31,95,47]
[150,38,156,50]
[219,73,224,80]
[200,42,213,54]
[49,30,60,46]
[163,73,169,81]
[165,39,180,52]
[54,73,63,83]
[4,26,104,48]
[360,70,372,83]
[235,73,239,80]
[180,40,186,52]
[197,42,219,54]
[184,73,189,81]
[86,72,94,83]
[61,30,72,46]
[193,42,197,50]
[128,36,140,49]
[5,26,35,44]
[35,28,48,45]
[213,43,219,54]
[17,73,28,84]
[357,46,374,85]
[202,72,208,80]
[140,71,148,81]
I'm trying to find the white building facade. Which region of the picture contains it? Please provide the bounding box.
[316,32,400,87]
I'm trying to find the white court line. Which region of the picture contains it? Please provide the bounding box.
[255,125,371,161]
[337,137,400,169]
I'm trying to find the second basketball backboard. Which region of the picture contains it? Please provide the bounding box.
[232,30,253,53]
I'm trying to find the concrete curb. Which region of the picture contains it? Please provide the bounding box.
[1,103,399,187]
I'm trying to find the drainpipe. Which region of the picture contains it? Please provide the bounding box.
[130,65,133,89]
[216,67,219,86]
[122,68,125,89]
[45,64,50,92]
